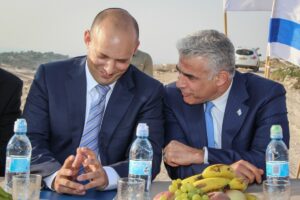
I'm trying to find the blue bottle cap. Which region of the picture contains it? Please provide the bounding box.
[270,125,283,139]
[14,118,27,133]
[136,123,149,137]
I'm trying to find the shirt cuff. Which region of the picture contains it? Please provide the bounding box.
[203,146,209,164]
[102,166,120,190]
[44,171,58,190]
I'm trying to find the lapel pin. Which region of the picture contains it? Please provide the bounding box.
[237,109,242,116]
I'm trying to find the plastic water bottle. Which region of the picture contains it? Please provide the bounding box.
[266,124,289,182]
[129,123,153,195]
[4,118,32,193]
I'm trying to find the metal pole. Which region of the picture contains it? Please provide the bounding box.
[224,12,228,36]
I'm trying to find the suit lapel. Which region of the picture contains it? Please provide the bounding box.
[65,57,87,153]
[183,102,207,148]
[99,67,134,162]
[222,72,249,148]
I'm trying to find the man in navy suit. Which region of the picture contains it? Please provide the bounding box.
[23,8,164,195]
[0,68,22,176]
[163,30,289,184]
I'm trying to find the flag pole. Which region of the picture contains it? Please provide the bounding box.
[265,0,276,79]
[264,43,271,78]
[265,55,271,78]
[224,11,228,36]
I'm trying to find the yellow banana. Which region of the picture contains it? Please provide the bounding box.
[228,177,248,191]
[181,173,203,184]
[202,164,235,179]
[193,177,231,193]
[245,193,258,200]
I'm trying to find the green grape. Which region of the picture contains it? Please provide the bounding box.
[175,189,182,197]
[195,188,203,195]
[175,196,182,200]
[201,194,209,200]
[172,180,178,185]
[192,194,202,200]
[169,184,178,193]
[188,191,196,199]
[176,178,182,184]
[180,192,188,199]
[160,195,167,200]
[180,185,188,193]
[186,183,194,192]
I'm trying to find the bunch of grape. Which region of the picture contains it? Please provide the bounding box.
[168,179,209,200]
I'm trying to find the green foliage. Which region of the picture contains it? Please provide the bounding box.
[271,66,300,89]
[0,51,69,70]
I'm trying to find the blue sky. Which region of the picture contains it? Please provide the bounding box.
[0,0,271,64]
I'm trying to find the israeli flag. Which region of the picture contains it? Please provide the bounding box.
[223,0,273,11]
[269,0,300,66]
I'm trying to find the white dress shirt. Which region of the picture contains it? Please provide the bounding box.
[203,81,233,163]
[44,62,119,190]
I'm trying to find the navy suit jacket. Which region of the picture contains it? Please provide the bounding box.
[0,68,22,176]
[23,56,164,179]
[164,71,289,179]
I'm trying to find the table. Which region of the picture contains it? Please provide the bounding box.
[2,178,300,199]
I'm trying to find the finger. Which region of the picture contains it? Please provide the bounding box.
[239,161,263,183]
[79,147,97,159]
[59,168,76,177]
[56,184,86,195]
[238,166,255,183]
[57,177,85,191]
[84,171,108,190]
[60,155,78,177]
[84,178,106,190]
[83,157,100,168]
[72,149,85,170]
[62,155,75,169]
[77,170,100,182]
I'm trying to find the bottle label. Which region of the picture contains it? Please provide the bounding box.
[266,161,289,177]
[129,160,152,176]
[7,157,30,173]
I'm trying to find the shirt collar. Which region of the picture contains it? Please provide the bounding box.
[85,61,116,93]
[211,79,233,112]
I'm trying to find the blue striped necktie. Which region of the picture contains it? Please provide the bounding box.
[79,84,110,157]
[205,101,215,148]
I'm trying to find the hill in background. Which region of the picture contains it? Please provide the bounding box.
[0,51,69,70]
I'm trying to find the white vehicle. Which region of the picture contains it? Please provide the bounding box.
[235,47,261,72]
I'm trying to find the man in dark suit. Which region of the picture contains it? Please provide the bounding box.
[0,68,23,176]
[163,30,289,184]
[23,8,164,195]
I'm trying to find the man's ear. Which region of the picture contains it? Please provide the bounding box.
[215,70,230,87]
[133,40,140,54]
[84,30,91,47]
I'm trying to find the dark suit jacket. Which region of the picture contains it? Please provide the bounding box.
[0,68,23,176]
[164,71,289,179]
[23,56,164,179]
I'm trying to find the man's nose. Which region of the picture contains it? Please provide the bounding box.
[104,60,116,75]
[176,73,186,89]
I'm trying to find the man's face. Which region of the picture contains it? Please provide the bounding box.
[176,56,219,104]
[84,27,138,85]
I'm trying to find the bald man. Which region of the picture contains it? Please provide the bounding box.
[23,8,164,195]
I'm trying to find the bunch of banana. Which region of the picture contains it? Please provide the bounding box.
[186,164,256,199]
[193,177,231,193]
[155,164,258,200]
[191,164,248,192]
[181,173,203,184]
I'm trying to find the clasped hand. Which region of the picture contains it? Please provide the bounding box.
[53,147,108,195]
